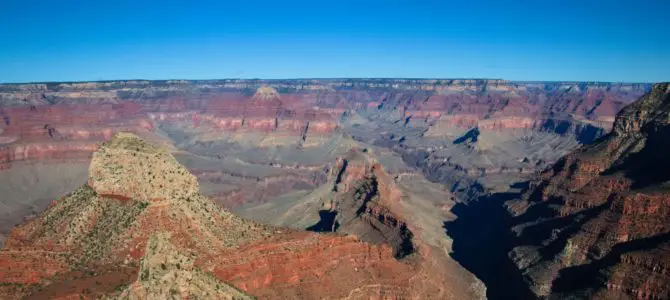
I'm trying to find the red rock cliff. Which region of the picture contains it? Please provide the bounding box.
[507,83,670,299]
[0,133,479,300]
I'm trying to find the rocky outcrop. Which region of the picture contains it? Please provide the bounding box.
[207,232,417,299]
[87,132,199,201]
[0,79,654,299]
[0,133,481,299]
[118,233,252,299]
[307,150,415,258]
[0,79,649,192]
[507,83,670,299]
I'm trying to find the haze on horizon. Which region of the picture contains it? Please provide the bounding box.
[1,0,669,83]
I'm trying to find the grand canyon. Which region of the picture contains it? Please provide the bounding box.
[0,79,667,299]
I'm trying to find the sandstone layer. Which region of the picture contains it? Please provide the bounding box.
[0,133,482,299]
[507,83,670,299]
[0,79,654,299]
[233,146,485,298]
[0,80,648,194]
[306,151,415,258]
[0,80,647,136]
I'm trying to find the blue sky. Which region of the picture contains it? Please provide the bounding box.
[1,0,669,83]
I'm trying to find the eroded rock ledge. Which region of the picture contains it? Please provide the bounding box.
[507,83,670,299]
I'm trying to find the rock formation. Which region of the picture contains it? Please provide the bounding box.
[118,233,251,299]
[0,80,648,136]
[0,133,482,299]
[307,150,415,258]
[507,83,670,299]
[0,79,656,299]
[232,146,487,298]
[0,103,156,169]
[0,79,649,191]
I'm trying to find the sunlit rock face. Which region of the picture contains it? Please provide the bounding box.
[0,79,651,257]
[0,79,660,299]
[0,133,483,300]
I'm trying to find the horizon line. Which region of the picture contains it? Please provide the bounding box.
[0,77,658,85]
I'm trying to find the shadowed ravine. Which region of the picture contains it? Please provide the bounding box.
[444,187,536,300]
[307,210,339,232]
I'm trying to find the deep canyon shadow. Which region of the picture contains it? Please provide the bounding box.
[307,210,339,232]
[444,188,536,300]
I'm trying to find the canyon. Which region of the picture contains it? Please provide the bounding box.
[1,79,667,299]
[0,132,481,299]
[505,83,670,299]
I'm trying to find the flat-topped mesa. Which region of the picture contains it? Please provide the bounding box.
[87,132,199,201]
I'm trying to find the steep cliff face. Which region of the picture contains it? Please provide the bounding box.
[0,103,156,169]
[0,79,654,298]
[306,151,415,258]
[507,83,670,299]
[0,80,648,134]
[0,103,166,248]
[0,133,482,299]
[230,147,487,298]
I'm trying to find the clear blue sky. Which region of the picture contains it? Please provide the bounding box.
[1,0,669,83]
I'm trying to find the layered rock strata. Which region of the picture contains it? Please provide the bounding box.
[0,133,481,299]
[507,83,670,299]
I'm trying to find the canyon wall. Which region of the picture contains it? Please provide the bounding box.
[0,80,649,169]
[0,79,650,249]
[0,133,483,299]
[507,83,670,299]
